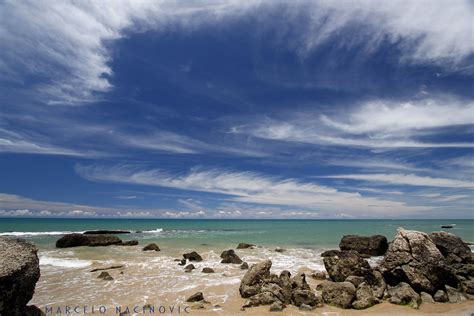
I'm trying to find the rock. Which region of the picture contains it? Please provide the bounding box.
[274,247,285,253]
[368,270,386,299]
[202,267,214,273]
[83,230,130,234]
[320,281,356,309]
[237,243,255,249]
[387,282,421,309]
[379,228,458,293]
[56,233,122,248]
[90,265,124,272]
[142,243,160,251]
[321,249,342,257]
[292,290,321,307]
[0,237,40,316]
[323,250,372,282]
[339,235,388,256]
[278,270,292,304]
[269,301,285,312]
[243,292,279,308]
[25,305,46,316]
[178,259,187,266]
[420,292,435,303]
[434,290,448,302]
[97,271,113,280]
[345,275,365,288]
[220,249,243,264]
[460,278,474,295]
[352,282,378,309]
[291,273,311,291]
[310,270,327,280]
[183,251,203,262]
[429,231,472,264]
[184,264,195,272]
[120,240,138,246]
[240,262,249,270]
[186,292,205,302]
[239,260,272,298]
[298,303,314,311]
[261,283,287,303]
[445,285,466,303]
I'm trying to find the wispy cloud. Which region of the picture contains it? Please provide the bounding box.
[1,1,472,104]
[75,164,431,216]
[322,173,474,188]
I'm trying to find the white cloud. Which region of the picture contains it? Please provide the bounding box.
[323,173,474,188]
[1,1,472,104]
[75,164,431,216]
[243,98,474,149]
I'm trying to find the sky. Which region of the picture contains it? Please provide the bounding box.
[0,0,473,219]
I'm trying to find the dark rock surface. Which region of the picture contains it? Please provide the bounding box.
[90,265,123,272]
[183,251,203,262]
[202,267,215,273]
[237,243,255,249]
[320,281,356,309]
[240,262,249,270]
[339,235,388,256]
[97,271,113,280]
[0,237,41,316]
[184,264,195,272]
[387,282,421,309]
[239,260,272,298]
[429,231,472,264]
[56,233,122,248]
[186,292,204,302]
[220,249,243,264]
[142,243,160,251]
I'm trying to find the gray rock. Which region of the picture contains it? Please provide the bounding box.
[310,270,327,280]
[323,250,372,282]
[339,235,388,256]
[237,243,255,249]
[220,249,243,264]
[186,292,204,302]
[429,231,472,264]
[0,237,40,316]
[240,262,249,270]
[345,275,365,288]
[142,243,160,251]
[387,282,421,309]
[97,271,113,280]
[274,247,285,253]
[379,228,458,293]
[278,270,292,304]
[239,260,272,298]
[298,304,315,311]
[292,290,322,307]
[184,264,195,272]
[243,291,279,308]
[183,251,203,262]
[320,281,356,309]
[269,301,285,312]
[352,282,378,309]
[433,290,448,302]
[420,292,435,303]
[291,273,311,291]
[202,267,215,273]
[368,270,386,299]
[445,285,467,303]
[56,233,122,248]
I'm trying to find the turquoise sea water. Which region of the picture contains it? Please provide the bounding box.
[1,218,472,250]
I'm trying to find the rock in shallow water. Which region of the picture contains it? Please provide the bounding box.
[183,251,203,262]
[142,243,160,251]
[237,243,255,249]
[56,233,122,248]
[220,249,243,264]
[0,236,40,316]
[186,292,205,302]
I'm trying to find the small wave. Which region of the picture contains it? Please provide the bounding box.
[142,228,163,233]
[40,256,92,268]
[0,231,84,237]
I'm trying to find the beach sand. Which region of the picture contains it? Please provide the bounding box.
[30,244,474,315]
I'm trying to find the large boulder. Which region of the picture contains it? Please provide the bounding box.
[220,249,243,264]
[339,235,388,256]
[320,281,356,309]
[56,234,122,248]
[0,237,40,315]
[323,250,372,282]
[387,282,421,309]
[239,260,272,298]
[429,231,472,264]
[352,282,378,309]
[379,228,458,293]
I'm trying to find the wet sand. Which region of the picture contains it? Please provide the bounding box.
[31,244,474,315]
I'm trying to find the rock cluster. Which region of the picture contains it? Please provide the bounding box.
[0,237,41,315]
[239,260,322,312]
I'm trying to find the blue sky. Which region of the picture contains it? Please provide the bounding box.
[0,0,473,219]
